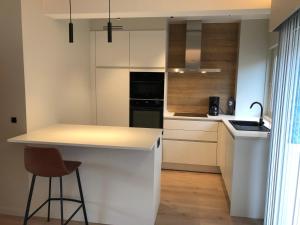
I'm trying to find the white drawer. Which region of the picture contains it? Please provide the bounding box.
[164,119,218,131]
[163,140,217,166]
[163,129,217,142]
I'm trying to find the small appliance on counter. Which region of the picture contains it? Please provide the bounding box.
[208,96,220,116]
[227,97,235,115]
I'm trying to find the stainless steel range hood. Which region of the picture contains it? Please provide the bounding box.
[168,21,221,74]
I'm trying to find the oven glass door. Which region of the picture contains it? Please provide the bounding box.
[130,81,164,100]
[130,108,163,128]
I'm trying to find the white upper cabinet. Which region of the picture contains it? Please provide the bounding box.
[130,31,166,68]
[96,31,129,67]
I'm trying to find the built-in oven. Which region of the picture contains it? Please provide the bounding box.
[130,72,165,129]
[130,100,164,128]
[130,72,164,100]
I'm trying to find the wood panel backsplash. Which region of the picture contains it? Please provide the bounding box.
[167,23,240,114]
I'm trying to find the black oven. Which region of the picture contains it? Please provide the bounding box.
[130,100,163,128]
[130,72,164,100]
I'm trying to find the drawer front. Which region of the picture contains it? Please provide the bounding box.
[163,140,217,166]
[164,119,218,131]
[163,129,217,142]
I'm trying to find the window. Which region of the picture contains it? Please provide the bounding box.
[264,9,300,225]
[264,46,278,119]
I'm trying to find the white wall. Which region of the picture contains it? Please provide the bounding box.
[0,0,29,216]
[235,20,269,117]
[21,0,93,131]
[43,0,271,19]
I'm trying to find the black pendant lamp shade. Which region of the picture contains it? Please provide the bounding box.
[69,0,74,43]
[69,22,73,43]
[107,0,112,43]
[107,21,112,43]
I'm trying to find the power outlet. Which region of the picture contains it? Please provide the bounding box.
[11,117,17,123]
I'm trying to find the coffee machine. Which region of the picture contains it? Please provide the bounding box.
[209,96,220,116]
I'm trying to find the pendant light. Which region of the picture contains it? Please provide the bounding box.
[107,0,112,43]
[69,0,74,43]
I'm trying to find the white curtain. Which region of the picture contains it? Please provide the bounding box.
[265,9,300,225]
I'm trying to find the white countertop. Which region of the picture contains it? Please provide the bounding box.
[8,124,163,151]
[164,112,271,139]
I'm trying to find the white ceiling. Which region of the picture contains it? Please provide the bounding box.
[43,0,271,20]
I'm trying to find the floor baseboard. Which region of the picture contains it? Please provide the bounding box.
[162,162,221,173]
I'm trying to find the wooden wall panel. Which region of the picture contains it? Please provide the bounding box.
[167,23,240,114]
[167,23,186,68]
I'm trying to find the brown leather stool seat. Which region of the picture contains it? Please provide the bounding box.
[23,147,88,225]
[64,161,82,174]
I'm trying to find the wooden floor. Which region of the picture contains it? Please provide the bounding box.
[0,170,263,225]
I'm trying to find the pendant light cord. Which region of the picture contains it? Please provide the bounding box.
[68,0,74,43]
[109,0,111,22]
[69,0,72,22]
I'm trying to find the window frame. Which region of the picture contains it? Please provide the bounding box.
[264,44,278,122]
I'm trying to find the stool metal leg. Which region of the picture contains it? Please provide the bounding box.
[47,177,52,222]
[59,176,64,225]
[23,175,36,225]
[76,169,89,225]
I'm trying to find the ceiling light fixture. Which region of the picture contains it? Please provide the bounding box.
[68,0,73,43]
[107,0,112,43]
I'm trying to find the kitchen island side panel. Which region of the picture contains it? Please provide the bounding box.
[28,144,161,225]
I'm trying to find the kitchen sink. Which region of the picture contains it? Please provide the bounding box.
[229,120,270,132]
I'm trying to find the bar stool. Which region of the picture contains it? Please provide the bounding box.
[23,146,89,225]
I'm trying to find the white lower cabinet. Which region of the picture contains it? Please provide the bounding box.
[218,122,270,219]
[163,140,217,166]
[218,122,234,198]
[163,119,218,168]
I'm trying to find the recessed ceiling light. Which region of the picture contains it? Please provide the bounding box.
[201,71,207,74]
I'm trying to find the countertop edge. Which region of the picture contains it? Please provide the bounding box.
[7,124,163,151]
[8,138,155,151]
[164,115,271,140]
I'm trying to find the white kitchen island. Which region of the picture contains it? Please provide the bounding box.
[8,124,163,225]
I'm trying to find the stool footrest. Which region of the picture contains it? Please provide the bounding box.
[23,171,89,225]
[63,205,83,225]
[50,197,82,204]
[27,197,84,224]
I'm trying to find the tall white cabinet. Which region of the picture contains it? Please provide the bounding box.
[96,68,129,126]
[93,30,166,126]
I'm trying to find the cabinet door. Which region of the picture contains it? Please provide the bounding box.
[163,140,217,166]
[96,31,129,67]
[223,125,234,199]
[96,68,129,126]
[130,31,166,68]
[217,123,226,172]
[164,119,218,131]
[164,129,217,142]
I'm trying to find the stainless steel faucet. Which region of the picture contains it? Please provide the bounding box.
[250,102,264,126]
